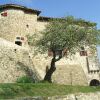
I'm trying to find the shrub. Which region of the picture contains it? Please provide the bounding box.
[16,76,33,83]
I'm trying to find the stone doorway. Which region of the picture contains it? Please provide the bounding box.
[90,79,100,86]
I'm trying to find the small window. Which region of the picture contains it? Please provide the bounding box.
[15,41,22,46]
[21,37,24,40]
[80,51,87,56]
[16,37,24,41]
[26,24,29,28]
[16,37,20,40]
[80,47,87,56]
[1,12,7,17]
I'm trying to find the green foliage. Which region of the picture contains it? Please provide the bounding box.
[16,76,33,83]
[0,83,100,99]
[27,16,100,55]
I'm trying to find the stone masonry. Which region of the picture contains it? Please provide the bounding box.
[0,38,40,82]
[0,4,99,85]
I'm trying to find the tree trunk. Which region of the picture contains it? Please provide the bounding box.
[44,57,56,82]
[44,51,62,83]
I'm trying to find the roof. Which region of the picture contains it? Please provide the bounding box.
[0,4,41,15]
[38,16,61,21]
[38,16,96,27]
[0,4,96,27]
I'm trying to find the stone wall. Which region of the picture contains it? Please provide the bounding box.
[52,64,88,85]
[0,8,48,43]
[0,6,99,85]
[30,49,99,85]
[0,38,40,82]
[36,21,48,32]
[0,9,37,43]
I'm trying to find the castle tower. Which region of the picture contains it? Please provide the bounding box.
[0,4,99,85]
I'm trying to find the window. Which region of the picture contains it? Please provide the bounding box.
[21,37,24,40]
[15,36,25,46]
[26,24,29,28]
[80,47,87,56]
[16,37,20,40]
[15,41,22,46]
[16,37,24,41]
[1,12,7,17]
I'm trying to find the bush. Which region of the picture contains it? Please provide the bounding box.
[16,76,33,83]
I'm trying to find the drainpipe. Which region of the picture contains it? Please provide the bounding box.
[86,57,90,73]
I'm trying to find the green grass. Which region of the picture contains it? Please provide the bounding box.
[0,83,99,99]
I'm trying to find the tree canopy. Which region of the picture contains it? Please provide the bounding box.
[29,16,100,55]
[27,16,100,82]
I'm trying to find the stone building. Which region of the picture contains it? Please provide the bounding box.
[0,4,100,85]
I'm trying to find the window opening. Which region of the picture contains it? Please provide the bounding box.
[80,47,87,56]
[16,37,20,40]
[15,41,22,46]
[1,12,7,17]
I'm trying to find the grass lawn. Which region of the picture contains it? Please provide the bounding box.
[0,83,100,99]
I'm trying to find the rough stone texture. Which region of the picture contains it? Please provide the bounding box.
[36,21,48,32]
[0,38,40,82]
[32,54,51,79]
[52,65,88,85]
[0,5,99,85]
[0,8,47,45]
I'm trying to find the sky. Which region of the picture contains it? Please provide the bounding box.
[0,0,100,28]
[0,0,100,60]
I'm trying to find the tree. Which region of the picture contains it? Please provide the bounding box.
[27,16,100,83]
